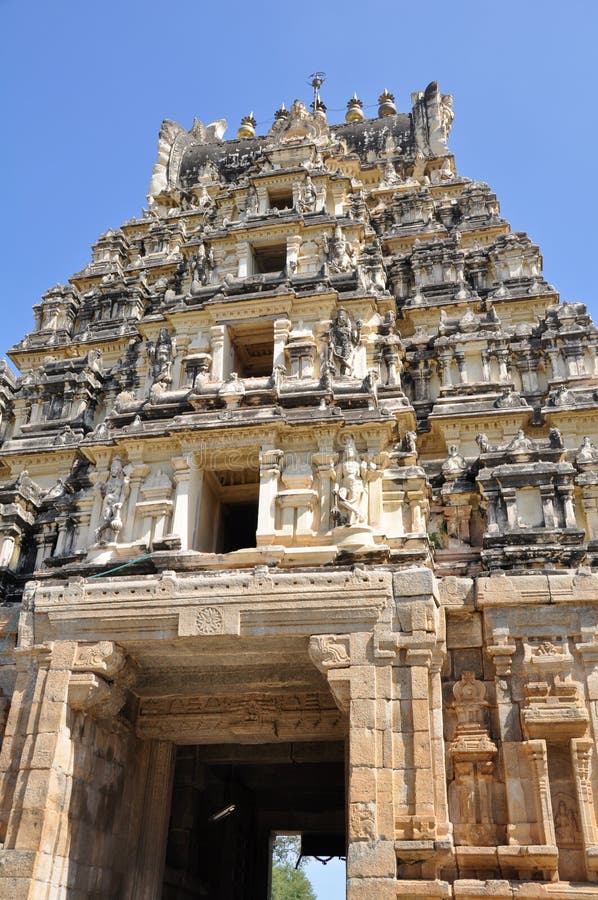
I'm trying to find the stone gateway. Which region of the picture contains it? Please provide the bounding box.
[0,81,598,899]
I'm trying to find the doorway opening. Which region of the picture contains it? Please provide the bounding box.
[196,467,260,553]
[162,742,346,900]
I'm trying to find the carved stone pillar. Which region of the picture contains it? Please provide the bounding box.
[546,345,562,380]
[309,570,449,899]
[517,352,539,392]
[571,738,598,880]
[481,349,491,383]
[172,454,201,551]
[330,182,346,216]
[286,235,301,276]
[256,446,282,544]
[312,436,338,535]
[408,491,424,534]
[0,527,19,569]
[273,317,291,371]
[558,485,578,529]
[495,348,511,383]
[124,741,176,900]
[525,739,556,847]
[236,240,251,278]
[574,638,598,878]
[74,493,94,553]
[121,462,150,543]
[209,324,226,382]
[437,350,452,388]
[481,488,500,535]
[563,343,586,377]
[540,485,558,529]
[0,638,135,896]
[53,514,70,557]
[502,487,518,529]
[454,351,467,385]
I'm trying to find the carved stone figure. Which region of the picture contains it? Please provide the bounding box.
[96,457,130,544]
[332,437,370,526]
[402,430,418,455]
[476,433,492,454]
[218,372,245,411]
[442,445,468,479]
[494,387,528,408]
[506,429,534,453]
[190,242,215,291]
[297,174,317,213]
[146,327,176,387]
[328,308,362,376]
[554,800,580,845]
[577,436,598,464]
[323,226,354,274]
[548,383,577,406]
[246,186,259,216]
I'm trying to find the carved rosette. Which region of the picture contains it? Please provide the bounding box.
[195,606,223,635]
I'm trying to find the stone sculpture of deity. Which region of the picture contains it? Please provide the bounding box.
[323,226,354,274]
[147,327,176,387]
[332,437,371,527]
[297,175,317,213]
[328,307,362,376]
[190,241,215,291]
[96,457,130,545]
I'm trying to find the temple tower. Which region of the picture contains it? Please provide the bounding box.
[1,80,598,899]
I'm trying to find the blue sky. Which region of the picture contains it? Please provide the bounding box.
[1,1,596,896]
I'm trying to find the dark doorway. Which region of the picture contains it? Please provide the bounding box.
[162,742,345,900]
[220,500,259,553]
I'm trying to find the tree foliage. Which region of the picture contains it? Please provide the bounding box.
[272,835,304,868]
[271,836,316,900]
[271,863,316,900]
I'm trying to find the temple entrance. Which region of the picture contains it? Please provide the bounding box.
[162,741,346,899]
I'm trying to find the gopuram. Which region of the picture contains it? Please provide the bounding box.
[1,78,598,900]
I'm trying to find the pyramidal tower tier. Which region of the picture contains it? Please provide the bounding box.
[1,82,598,899]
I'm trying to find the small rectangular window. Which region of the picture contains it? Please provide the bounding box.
[268,188,293,211]
[252,243,287,275]
[229,321,274,378]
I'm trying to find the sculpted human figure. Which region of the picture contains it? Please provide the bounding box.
[246,186,259,216]
[328,307,362,376]
[297,174,317,213]
[323,226,354,274]
[96,457,130,545]
[147,327,176,387]
[555,800,579,845]
[332,437,371,526]
[190,241,215,291]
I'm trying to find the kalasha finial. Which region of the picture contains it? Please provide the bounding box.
[378,89,397,117]
[237,112,257,139]
[274,102,289,121]
[308,71,326,113]
[346,93,364,123]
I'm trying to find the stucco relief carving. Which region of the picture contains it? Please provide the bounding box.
[308,634,350,671]
[195,606,223,635]
[73,640,127,678]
